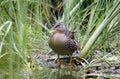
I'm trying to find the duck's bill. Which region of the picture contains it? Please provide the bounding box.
[50,29,55,33]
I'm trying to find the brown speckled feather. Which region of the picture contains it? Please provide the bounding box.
[67,31,75,39]
[64,38,78,53]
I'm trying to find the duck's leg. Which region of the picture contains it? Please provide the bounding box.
[57,54,61,67]
[69,53,72,66]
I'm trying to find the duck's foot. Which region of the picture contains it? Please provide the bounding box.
[56,58,61,67]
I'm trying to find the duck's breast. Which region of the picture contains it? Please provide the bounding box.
[48,33,69,54]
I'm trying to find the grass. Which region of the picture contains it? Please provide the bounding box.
[0,0,120,79]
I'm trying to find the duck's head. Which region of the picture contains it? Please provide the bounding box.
[51,22,68,34]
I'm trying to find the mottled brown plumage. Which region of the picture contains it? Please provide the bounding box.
[67,31,75,39]
[48,22,78,66]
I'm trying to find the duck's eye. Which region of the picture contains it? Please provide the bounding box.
[55,24,60,28]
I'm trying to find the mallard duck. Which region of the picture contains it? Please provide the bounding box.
[48,22,78,66]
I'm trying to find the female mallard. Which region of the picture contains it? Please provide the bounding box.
[48,22,78,66]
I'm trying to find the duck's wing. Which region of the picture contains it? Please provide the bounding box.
[64,38,79,53]
[67,31,75,39]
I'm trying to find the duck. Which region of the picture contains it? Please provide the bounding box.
[48,22,79,66]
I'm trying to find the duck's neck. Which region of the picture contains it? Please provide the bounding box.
[63,29,69,35]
